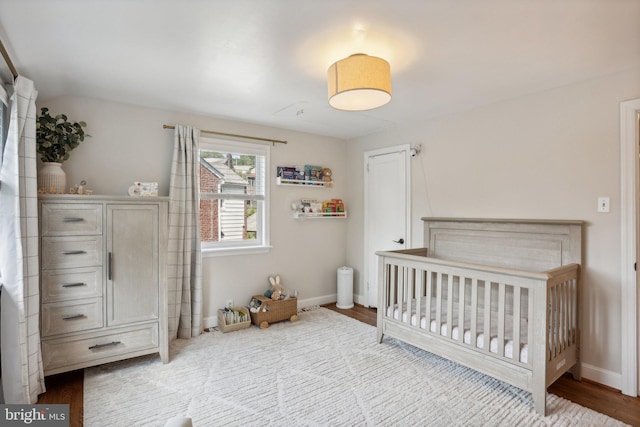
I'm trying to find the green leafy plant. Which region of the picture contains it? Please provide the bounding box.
[36,107,89,163]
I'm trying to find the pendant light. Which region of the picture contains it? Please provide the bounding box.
[327,53,392,111]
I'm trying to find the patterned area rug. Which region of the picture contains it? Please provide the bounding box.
[84,308,627,426]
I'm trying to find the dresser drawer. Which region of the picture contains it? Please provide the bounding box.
[41,298,104,337]
[42,323,159,373]
[41,236,103,269]
[41,267,102,303]
[41,203,102,236]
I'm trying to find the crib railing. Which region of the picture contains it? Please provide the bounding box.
[377,249,579,371]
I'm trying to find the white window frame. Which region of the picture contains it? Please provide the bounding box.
[199,137,271,257]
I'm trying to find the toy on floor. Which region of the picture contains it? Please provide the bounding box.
[249,296,263,313]
[268,275,284,300]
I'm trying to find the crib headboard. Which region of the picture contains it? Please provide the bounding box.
[422,218,584,272]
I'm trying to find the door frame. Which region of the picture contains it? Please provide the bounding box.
[363,144,411,307]
[620,98,640,396]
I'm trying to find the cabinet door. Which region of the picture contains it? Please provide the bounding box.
[106,204,159,326]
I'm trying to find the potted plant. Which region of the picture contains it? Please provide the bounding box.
[36,107,89,193]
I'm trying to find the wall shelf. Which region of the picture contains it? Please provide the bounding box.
[276,177,332,187]
[293,211,347,219]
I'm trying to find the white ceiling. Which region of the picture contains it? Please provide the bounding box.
[1,0,639,140]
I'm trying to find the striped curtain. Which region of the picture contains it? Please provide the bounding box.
[167,125,203,339]
[0,76,46,403]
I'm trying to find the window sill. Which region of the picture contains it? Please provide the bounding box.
[202,245,272,258]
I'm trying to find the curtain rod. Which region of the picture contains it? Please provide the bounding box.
[163,124,287,145]
[0,39,18,79]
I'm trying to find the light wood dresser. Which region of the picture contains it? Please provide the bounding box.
[39,195,169,375]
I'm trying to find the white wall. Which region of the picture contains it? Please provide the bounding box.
[38,96,349,327]
[345,67,640,389]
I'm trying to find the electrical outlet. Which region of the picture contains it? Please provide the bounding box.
[226,299,234,308]
[597,197,610,213]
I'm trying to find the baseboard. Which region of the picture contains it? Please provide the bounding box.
[298,294,337,308]
[581,362,622,391]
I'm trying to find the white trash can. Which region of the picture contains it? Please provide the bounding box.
[336,266,354,309]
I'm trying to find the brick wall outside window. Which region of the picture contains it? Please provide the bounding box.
[199,165,220,242]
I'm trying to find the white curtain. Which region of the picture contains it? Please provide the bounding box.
[0,76,46,403]
[167,125,203,339]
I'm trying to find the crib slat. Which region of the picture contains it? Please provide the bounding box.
[559,283,565,351]
[458,276,466,344]
[406,266,413,326]
[389,264,396,321]
[398,266,405,323]
[513,286,521,362]
[557,284,562,354]
[566,280,573,346]
[484,281,491,352]
[471,279,478,349]
[498,283,506,358]
[426,270,433,331]
[564,280,570,347]
[570,278,577,343]
[560,282,566,350]
[416,269,423,329]
[545,285,552,361]
[436,272,443,335]
[552,284,559,357]
[447,275,454,338]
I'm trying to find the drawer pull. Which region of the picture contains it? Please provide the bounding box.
[88,341,121,350]
[63,217,85,222]
[62,313,85,320]
[62,282,86,288]
[63,250,87,255]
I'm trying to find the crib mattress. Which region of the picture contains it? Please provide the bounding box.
[386,300,529,363]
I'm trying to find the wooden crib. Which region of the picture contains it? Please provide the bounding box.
[376,218,583,416]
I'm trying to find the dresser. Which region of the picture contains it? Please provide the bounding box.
[39,195,169,375]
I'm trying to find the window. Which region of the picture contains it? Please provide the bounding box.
[199,138,270,255]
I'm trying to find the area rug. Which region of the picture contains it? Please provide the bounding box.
[84,308,627,426]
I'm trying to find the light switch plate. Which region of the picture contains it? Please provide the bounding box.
[597,197,610,213]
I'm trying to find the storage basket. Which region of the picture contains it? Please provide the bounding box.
[249,295,298,329]
[217,306,251,333]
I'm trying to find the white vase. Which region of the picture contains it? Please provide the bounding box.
[38,162,67,194]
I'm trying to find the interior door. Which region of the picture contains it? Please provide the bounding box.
[364,145,410,308]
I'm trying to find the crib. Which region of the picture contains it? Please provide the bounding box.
[376,218,583,416]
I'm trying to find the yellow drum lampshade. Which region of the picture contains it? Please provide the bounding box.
[327,54,392,111]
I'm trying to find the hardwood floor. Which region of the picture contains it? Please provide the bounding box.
[36,369,83,427]
[38,304,640,426]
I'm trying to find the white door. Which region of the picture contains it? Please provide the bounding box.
[364,145,410,308]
